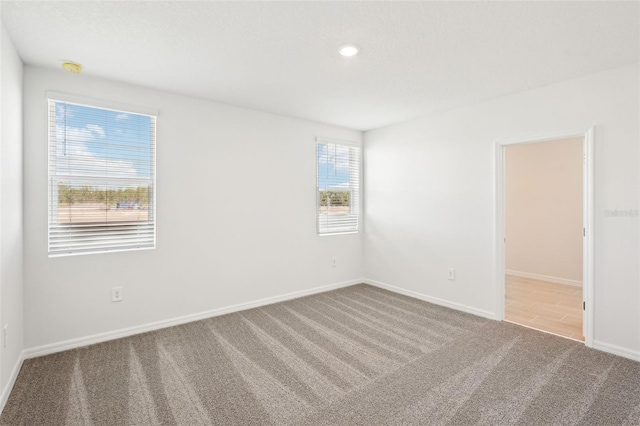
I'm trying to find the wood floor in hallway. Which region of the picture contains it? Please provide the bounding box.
[505,274,583,341]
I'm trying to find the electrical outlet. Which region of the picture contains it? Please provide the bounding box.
[3,324,7,348]
[331,257,337,267]
[448,268,456,281]
[111,287,123,302]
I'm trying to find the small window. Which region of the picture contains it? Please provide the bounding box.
[48,96,156,256]
[316,139,361,235]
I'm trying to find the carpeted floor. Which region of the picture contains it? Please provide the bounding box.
[2,284,639,425]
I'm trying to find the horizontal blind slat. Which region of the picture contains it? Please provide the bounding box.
[49,244,155,256]
[49,232,156,241]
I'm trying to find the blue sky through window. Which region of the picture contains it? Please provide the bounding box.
[55,102,152,181]
[317,142,352,190]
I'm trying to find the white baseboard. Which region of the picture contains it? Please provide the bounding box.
[592,340,640,362]
[505,270,582,287]
[363,278,496,320]
[362,279,640,364]
[18,276,638,369]
[0,350,25,414]
[24,279,362,360]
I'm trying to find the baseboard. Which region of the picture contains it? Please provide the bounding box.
[24,278,362,359]
[592,340,640,362]
[505,270,582,287]
[363,278,496,320]
[0,350,25,414]
[362,279,640,363]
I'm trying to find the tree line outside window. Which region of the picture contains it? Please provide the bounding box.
[319,190,350,207]
[57,184,150,207]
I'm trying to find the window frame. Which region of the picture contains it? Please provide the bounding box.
[47,92,158,257]
[315,137,362,236]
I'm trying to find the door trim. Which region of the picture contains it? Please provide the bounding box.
[494,127,595,347]
[582,128,595,347]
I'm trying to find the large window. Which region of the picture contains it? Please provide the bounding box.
[48,95,156,256]
[316,139,361,235]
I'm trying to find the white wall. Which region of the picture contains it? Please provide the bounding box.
[505,137,583,284]
[0,21,24,394]
[23,66,362,349]
[364,64,639,355]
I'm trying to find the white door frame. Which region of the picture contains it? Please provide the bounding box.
[494,127,595,347]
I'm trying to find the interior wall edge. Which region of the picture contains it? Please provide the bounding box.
[0,350,24,415]
[0,16,25,400]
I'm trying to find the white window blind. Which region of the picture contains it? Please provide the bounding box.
[48,98,156,256]
[316,139,361,235]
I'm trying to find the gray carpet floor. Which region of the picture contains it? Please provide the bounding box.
[2,284,639,425]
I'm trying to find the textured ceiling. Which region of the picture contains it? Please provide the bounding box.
[2,1,638,131]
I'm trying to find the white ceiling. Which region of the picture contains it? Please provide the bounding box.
[2,1,638,131]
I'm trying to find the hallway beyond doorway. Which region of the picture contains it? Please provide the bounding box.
[505,274,583,341]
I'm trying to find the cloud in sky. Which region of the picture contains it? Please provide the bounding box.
[55,107,74,121]
[317,143,354,174]
[85,124,105,138]
[317,142,358,190]
[55,124,139,180]
[53,101,153,182]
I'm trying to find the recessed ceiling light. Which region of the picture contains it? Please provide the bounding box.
[62,61,82,74]
[339,44,359,57]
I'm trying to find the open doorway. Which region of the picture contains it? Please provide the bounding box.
[504,137,583,340]
[495,128,594,346]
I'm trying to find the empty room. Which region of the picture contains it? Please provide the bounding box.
[1,1,639,425]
